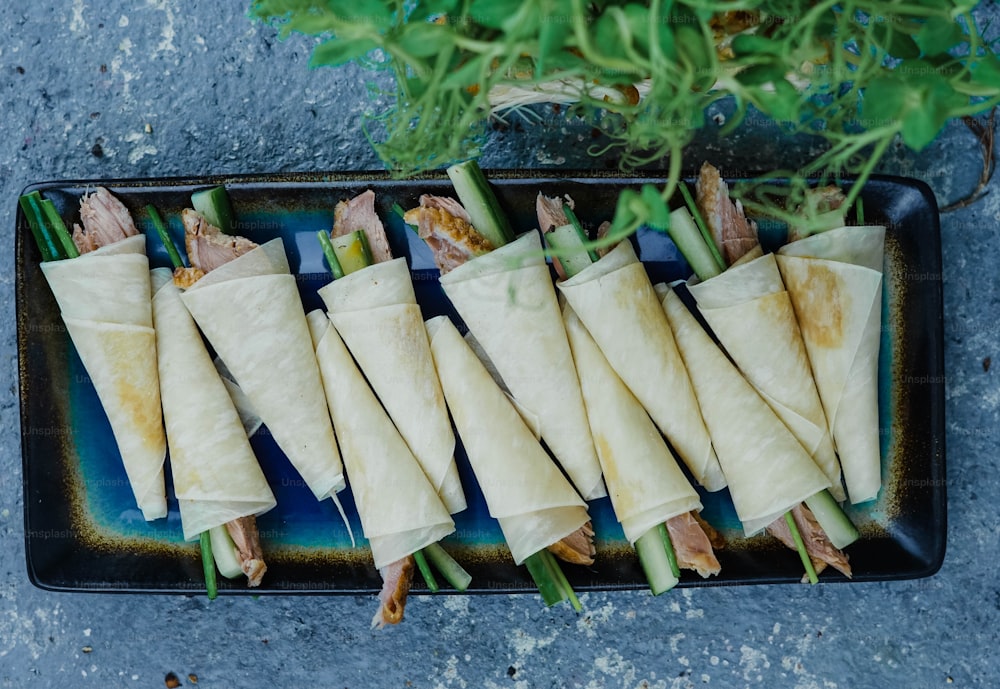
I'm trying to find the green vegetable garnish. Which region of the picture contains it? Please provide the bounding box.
[250,1,1000,239]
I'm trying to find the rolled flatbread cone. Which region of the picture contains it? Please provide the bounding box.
[687,252,844,500]
[306,311,454,569]
[437,231,606,501]
[562,303,702,544]
[40,234,166,521]
[425,315,590,566]
[150,268,276,541]
[180,239,345,501]
[776,225,885,504]
[318,258,466,514]
[658,285,832,536]
[557,240,725,492]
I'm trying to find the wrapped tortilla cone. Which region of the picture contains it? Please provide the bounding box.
[776,225,885,504]
[686,252,844,500]
[425,315,590,565]
[557,240,725,492]
[40,234,166,520]
[318,258,466,514]
[307,311,454,569]
[659,285,832,536]
[437,231,605,501]
[562,304,702,544]
[150,268,276,541]
[180,239,344,501]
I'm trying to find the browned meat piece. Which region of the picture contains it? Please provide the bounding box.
[372,555,415,629]
[71,187,139,254]
[788,185,848,242]
[172,266,205,289]
[766,503,852,580]
[403,195,493,274]
[182,208,258,273]
[224,515,267,587]
[594,220,614,258]
[546,521,596,566]
[692,509,725,551]
[666,511,722,578]
[695,161,759,267]
[535,192,574,233]
[332,190,393,263]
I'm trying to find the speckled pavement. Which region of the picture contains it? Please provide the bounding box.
[1,3,998,688]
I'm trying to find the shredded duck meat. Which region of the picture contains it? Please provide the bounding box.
[71,187,139,254]
[666,511,722,578]
[695,161,759,267]
[372,555,415,629]
[546,521,596,566]
[766,503,852,580]
[182,208,258,273]
[332,189,393,263]
[224,515,267,587]
[404,195,493,274]
[535,192,574,233]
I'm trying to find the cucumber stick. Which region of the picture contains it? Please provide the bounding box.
[209,525,244,579]
[192,185,235,234]
[544,223,596,278]
[635,526,679,595]
[447,160,514,248]
[331,230,373,275]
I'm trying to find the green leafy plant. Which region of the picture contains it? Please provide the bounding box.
[249,0,1000,234]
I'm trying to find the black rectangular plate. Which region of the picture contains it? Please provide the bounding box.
[17,171,945,594]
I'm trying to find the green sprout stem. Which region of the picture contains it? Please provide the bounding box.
[784,511,819,585]
[200,531,218,600]
[147,205,184,270]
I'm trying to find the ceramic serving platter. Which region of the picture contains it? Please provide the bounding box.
[16,171,945,594]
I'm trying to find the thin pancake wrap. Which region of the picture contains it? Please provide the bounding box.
[151,268,276,541]
[307,311,454,570]
[776,225,885,504]
[563,304,702,544]
[659,286,831,536]
[557,240,725,491]
[40,234,166,520]
[181,239,344,501]
[426,315,590,565]
[437,231,605,500]
[318,258,466,514]
[687,253,843,499]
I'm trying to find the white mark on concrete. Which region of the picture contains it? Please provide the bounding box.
[432,655,467,689]
[668,632,685,654]
[119,38,134,57]
[70,0,87,33]
[119,15,129,27]
[83,628,91,637]
[577,602,615,638]
[739,645,771,682]
[127,143,158,164]
[147,0,178,55]
[443,596,470,615]
[509,627,559,657]
[710,656,720,666]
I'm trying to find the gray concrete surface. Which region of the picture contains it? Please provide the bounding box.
[1,3,998,687]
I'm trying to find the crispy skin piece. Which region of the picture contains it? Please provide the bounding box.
[766,503,852,580]
[182,209,258,273]
[692,510,725,551]
[547,521,596,566]
[72,187,140,254]
[695,161,759,267]
[594,220,614,258]
[666,511,722,578]
[224,515,267,587]
[171,266,206,289]
[372,556,415,629]
[403,195,493,274]
[535,192,574,233]
[332,190,393,263]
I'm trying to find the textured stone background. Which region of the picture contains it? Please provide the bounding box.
[1,2,998,687]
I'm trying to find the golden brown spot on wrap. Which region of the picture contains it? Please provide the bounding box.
[793,264,847,350]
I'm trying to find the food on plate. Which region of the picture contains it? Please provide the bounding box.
[317,191,466,514]
[307,310,459,627]
[776,222,886,504]
[563,303,721,594]
[658,283,852,581]
[23,187,168,521]
[150,266,277,588]
[178,203,346,509]
[405,162,606,501]
[426,314,593,609]
[686,162,844,499]
[551,219,725,492]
